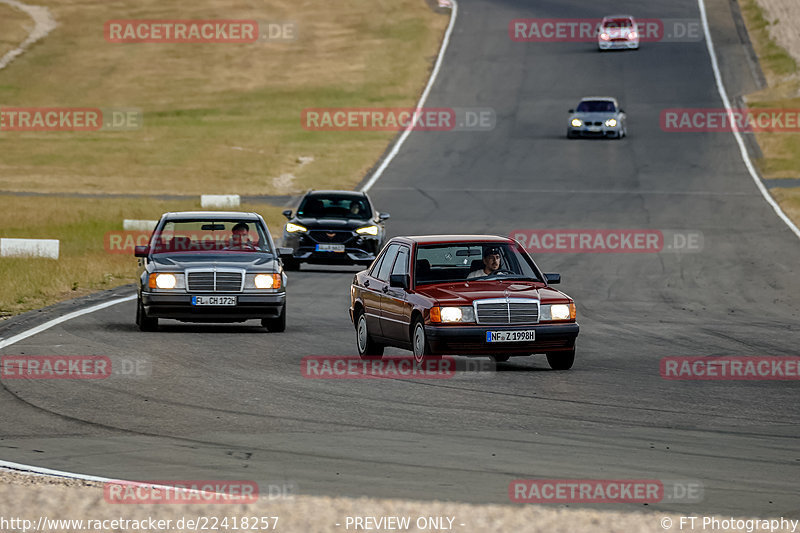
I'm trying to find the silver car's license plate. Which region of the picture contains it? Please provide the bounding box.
[588,126,601,132]
[486,330,536,342]
[316,244,345,252]
[192,296,237,306]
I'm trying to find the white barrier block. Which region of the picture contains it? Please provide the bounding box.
[0,238,59,259]
[123,219,158,231]
[201,195,240,208]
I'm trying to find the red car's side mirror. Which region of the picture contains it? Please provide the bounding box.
[134,245,150,257]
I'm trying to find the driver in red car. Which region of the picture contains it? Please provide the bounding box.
[467,246,502,279]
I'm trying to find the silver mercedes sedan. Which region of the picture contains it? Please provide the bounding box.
[566,97,627,139]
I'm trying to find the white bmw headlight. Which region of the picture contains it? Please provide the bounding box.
[571,118,583,127]
[605,118,618,127]
[356,225,379,236]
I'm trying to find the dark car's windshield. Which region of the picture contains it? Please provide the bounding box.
[576,100,616,113]
[150,219,271,254]
[297,195,372,220]
[414,243,542,285]
[603,18,633,28]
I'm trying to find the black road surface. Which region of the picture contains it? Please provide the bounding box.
[2,0,799,518]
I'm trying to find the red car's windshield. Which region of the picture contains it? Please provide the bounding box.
[603,18,634,28]
[150,220,271,253]
[414,243,542,285]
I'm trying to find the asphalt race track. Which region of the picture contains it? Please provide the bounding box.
[2,0,799,518]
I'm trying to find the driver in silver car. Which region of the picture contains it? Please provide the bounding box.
[467,246,502,279]
[228,222,255,249]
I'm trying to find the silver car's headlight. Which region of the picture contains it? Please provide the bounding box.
[245,273,282,290]
[571,118,583,128]
[148,272,185,290]
[605,118,618,127]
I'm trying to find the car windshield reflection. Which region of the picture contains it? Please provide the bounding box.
[150,220,272,254]
[414,243,541,285]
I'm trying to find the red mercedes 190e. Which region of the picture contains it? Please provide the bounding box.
[349,235,580,369]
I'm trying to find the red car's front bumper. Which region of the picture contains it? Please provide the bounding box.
[424,323,579,355]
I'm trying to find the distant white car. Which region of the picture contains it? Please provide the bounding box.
[597,15,639,50]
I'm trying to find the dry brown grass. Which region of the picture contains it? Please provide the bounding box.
[739,0,800,220]
[0,195,285,316]
[0,1,32,60]
[0,0,448,316]
[0,0,449,195]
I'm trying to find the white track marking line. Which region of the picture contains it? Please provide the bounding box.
[0,0,57,71]
[0,294,135,350]
[697,0,800,240]
[360,0,458,192]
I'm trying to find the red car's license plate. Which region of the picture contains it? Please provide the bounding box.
[486,330,536,342]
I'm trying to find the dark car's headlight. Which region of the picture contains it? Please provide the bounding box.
[540,303,576,321]
[356,225,379,236]
[430,306,475,323]
[285,222,307,233]
[605,118,618,127]
[148,273,184,289]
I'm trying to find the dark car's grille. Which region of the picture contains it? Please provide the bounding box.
[475,299,539,325]
[187,271,243,292]
[308,230,354,244]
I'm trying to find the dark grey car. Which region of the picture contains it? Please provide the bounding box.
[281,190,389,270]
[134,211,290,332]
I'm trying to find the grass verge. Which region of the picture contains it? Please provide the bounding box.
[0,1,32,61]
[739,0,800,223]
[0,0,449,316]
[0,195,286,316]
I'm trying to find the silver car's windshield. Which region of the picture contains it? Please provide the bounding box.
[151,220,272,254]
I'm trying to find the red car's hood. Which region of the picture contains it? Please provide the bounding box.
[414,280,570,305]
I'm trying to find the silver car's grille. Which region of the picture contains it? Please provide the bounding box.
[475,299,539,325]
[187,270,244,292]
